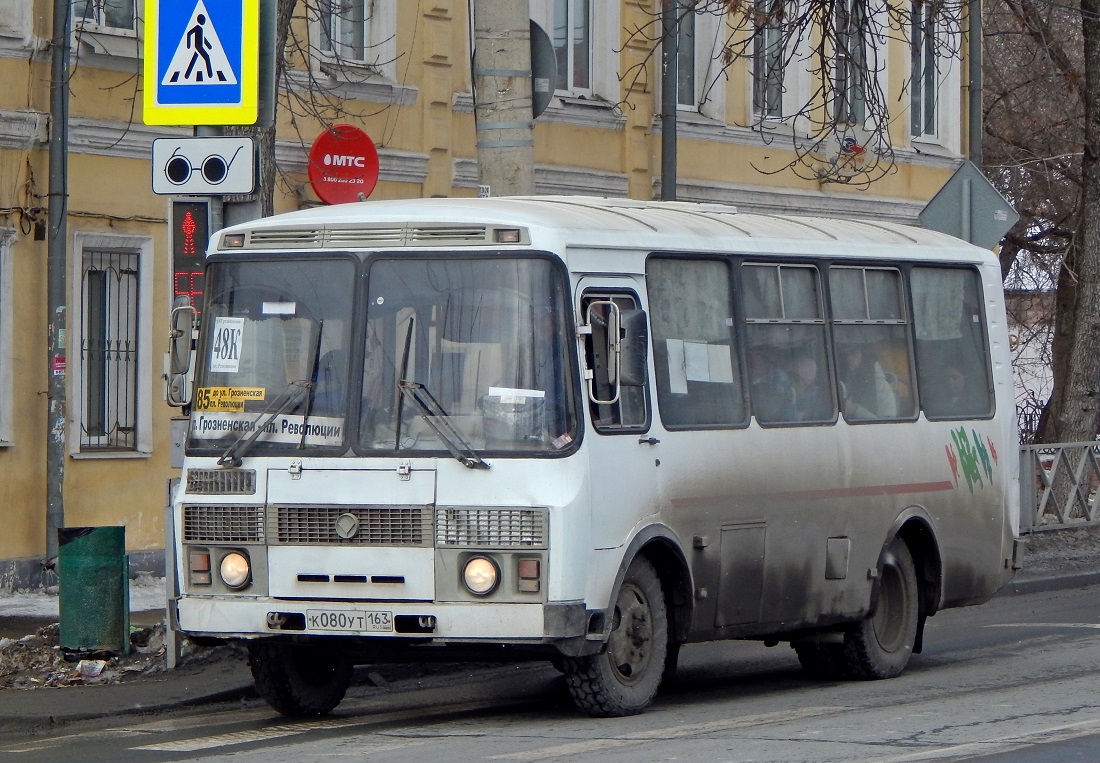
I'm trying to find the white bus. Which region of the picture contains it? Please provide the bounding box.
[167,196,1019,718]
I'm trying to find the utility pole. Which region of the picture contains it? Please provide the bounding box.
[45,0,71,566]
[472,0,535,197]
[661,0,678,201]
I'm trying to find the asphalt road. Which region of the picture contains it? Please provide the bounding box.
[5,584,1100,762]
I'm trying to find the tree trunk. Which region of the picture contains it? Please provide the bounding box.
[1043,0,1100,443]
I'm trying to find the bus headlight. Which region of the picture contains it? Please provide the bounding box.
[463,556,499,596]
[219,551,252,590]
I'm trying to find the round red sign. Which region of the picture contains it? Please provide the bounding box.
[308,124,380,205]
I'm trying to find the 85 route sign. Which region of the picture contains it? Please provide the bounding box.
[143,0,259,125]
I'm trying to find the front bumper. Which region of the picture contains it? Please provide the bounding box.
[175,595,588,644]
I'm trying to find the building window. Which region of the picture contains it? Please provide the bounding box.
[552,0,592,94]
[320,0,369,61]
[834,0,868,124]
[79,0,135,30]
[753,0,785,119]
[80,250,139,450]
[911,1,937,137]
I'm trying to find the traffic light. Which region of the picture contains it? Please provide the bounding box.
[171,201,208,312]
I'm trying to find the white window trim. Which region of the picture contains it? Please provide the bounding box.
[70,231,154,457]
[909,12,961,154]
[0,228,13,446]
[312,0,398,84]
[530,0,619,103]
[744,0,813,133]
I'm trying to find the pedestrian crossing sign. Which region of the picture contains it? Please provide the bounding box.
[143,0,259,126]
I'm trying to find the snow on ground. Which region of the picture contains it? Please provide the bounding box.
[0,574,168,618]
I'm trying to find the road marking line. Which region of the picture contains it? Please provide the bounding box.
[487,706,849,761]
[985,623,1100,629]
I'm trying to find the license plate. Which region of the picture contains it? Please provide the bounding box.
[305,609,393,633]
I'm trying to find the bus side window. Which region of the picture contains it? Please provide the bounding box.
[647,257,747,428]
[742,263,835,426]
[830,266,916,421]
[581,292,649,432]
[911,267,993,419]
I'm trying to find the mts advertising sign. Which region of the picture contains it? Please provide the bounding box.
[308,125,380,205]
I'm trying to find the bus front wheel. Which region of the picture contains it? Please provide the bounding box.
[248,641,352,717]
[842,537,919,679]
[563,556,668,717]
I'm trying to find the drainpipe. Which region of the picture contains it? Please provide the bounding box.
[45,0,71,568]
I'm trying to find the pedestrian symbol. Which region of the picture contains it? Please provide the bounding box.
[143,0,259,126]
[162,3,238,86]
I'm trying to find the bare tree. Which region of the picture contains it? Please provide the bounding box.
[619,0,966,186]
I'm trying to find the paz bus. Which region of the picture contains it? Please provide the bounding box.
[166,196,1019,718]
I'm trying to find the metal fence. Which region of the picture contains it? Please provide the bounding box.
[1019,442,1100,533]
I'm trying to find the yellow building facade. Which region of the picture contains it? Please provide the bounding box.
[0,0,972,588]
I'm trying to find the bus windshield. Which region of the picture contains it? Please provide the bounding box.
[188,256,357,455]
[359,256,577,456]
[188,254,578,460]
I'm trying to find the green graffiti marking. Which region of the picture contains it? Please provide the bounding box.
[951,426,983,493]
[972,428,993,483]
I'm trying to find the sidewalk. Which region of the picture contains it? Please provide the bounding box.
[1,531,1097,737]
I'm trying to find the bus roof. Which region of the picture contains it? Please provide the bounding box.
[213,196,988,258]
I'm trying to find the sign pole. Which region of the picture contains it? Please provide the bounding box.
[45,0,72,567]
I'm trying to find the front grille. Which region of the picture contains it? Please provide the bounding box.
[275,505,432,546]
[183,505,265,543]
[436,507,547,548]
[186,468,256,495]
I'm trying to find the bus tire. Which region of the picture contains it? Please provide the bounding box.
[793,641,848,680]
[842,537,919,679]
[248,641,352,717]
[562,556,668,717]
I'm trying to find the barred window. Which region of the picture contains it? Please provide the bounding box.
[81,250,139,450]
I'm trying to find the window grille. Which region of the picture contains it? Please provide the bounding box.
[81,250,139,450]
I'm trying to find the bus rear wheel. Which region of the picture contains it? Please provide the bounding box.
[562,556,668,717]
[248,641,352,717]
[842,537,919,679]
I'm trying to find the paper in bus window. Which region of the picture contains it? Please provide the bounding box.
[210,317,245,373]
[262,301,296,316]
[667,340,735,393]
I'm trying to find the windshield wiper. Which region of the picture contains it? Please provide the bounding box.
[397,381,490,470]
[217,381,309,467]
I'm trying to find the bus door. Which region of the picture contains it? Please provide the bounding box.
[577,281,660,549]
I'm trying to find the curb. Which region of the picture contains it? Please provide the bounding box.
[0,683,257,738]
[997,571,1100,597]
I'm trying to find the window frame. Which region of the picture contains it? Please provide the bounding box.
[0,228,13,446]
[71,232,154,457]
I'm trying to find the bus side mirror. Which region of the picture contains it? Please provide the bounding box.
[618,309,648,387]
[167,296,196,407]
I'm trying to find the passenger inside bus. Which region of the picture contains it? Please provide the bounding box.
[837,341,898,420]
[748,345,796,423]
[789,354,832,421]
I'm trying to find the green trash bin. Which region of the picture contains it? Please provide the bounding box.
[58,526,130,656]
